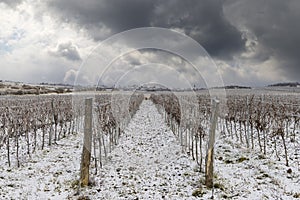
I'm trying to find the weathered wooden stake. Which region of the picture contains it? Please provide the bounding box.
[205,98,220,188]
[80,98,93,187]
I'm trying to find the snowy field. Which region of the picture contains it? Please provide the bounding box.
[214,137,300,199]
[0,98,299,199]
[0,133,82,199]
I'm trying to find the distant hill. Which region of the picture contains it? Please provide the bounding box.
[212,85,251,89]
[0,81,73,95]
[268,82,300,87]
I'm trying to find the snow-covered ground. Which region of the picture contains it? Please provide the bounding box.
[1,99,299,199]
[0,134,83,199]
[79,100,202,199]
[214,137,300,199]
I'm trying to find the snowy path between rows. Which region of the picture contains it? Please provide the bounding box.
[81,100,201,199]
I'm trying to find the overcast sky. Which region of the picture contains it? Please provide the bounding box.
[0,0,299,87]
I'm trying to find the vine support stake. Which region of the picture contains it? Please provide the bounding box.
[205,98,220,189]
[80,98,93,187]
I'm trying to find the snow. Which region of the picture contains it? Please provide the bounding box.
[214,137,300,199]
[79,100,202,199]
[0,133,82,199]
[1,99,299,199]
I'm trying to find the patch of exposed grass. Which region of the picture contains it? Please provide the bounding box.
[293,193,300,198]
[214,182,225,191]
[224,159,234,164]
[192,188,204,197]
[257,173,271,180]
[237,157,249,163]
[70,179,80,189]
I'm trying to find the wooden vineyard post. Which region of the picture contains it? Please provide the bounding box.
[205,98,220,188]
[80,98,93,187]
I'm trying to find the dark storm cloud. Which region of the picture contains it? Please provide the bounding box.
[151,0,246,59]
[224,0,300,80]
[47,0,155,39]
[47,0,246,59]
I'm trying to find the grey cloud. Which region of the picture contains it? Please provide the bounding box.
[152,0,246,59]
[47,0,246,59]
[98,49,207,88]
[49,42,81,61]
[0,0,23,7]
[0,61,70,84]
[224,0,300,81]
[47,0,155,40]
[2,0,297,86]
